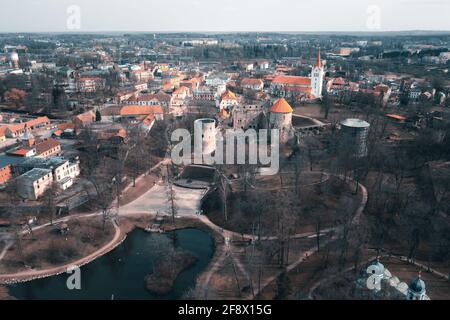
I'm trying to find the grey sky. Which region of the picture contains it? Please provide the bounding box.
[1,0,449,32]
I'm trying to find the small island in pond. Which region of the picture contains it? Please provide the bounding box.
[145,250,198,295]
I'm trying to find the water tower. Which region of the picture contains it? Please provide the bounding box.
[9,52,19,69]
[340,118,370,158]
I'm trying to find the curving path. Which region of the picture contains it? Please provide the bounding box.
[197,173,368,299]
[0,170,368,292]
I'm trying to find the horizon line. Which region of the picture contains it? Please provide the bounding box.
[1,30,450,35]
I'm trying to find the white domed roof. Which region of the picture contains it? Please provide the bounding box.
[341,118,370,128]
[10,52,19,61]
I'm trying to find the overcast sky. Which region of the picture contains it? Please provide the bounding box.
[1,0,449,33]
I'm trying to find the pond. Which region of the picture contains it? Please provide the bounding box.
[8,228,214,300]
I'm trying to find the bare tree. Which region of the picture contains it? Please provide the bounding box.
[42,182,60,225]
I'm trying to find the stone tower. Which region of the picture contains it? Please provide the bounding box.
[269,98,294,143]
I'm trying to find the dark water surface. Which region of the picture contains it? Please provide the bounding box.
[8,228,214,300]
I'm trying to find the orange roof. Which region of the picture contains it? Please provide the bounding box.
[221,90,237,101]
[27,116,50,128]
[270,98,293,113]
[10,148,31,156]
[173,86,191,96]
[132,92,171,102]
[120,105,164,116]
[386,114,406,121]
[241,78,264,86]
[0,126,6,137]
[272,75,311,86]
[162,83,174,91]
[58,123,76,130]
[219,109,230,118]
[74,111,96,124]
[7,116,50,134]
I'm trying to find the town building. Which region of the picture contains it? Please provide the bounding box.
[120,105,164,121]
[241,78,264,91]
[124,92,171,109]
[4,117,51,138]
[171,86,192,107]
[77,77,106,93]
[73,111,96,128]
[218,90,239,111]
[270,49,324,100]
[17,168,53,200]
[16,156,80,192]
[35,138,62,158]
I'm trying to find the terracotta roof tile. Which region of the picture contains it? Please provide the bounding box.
[270,98,293,113]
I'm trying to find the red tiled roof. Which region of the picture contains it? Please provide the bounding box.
[10,148,31,156]
[120,105,164,116]
[270,98,293,113]
[131,92,171,102]
[173,86,191,95]
[74,111,96,124]
[272,75,311,86]
[241,78,264,86]
[221,90,237,101]
[35,138,61,155]
[7,116,50,134]
[58,123,76,130]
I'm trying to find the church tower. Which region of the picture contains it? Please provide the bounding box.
[406,272,428,300]
[311,49,324,99]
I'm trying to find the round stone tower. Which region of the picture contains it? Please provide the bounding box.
[269,98,294,143]
[194,118,216,155]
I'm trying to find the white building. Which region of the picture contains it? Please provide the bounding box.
[17,157,80,195]
[18,168,53,200]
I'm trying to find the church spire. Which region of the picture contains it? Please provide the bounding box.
[315,48,323,68]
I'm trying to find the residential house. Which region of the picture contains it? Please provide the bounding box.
[218,90,239,111]
[77,77,106,93]
[73,110,96,128]
[120,105,164,121]
[241,78,264,91]
[35,138,62,158]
